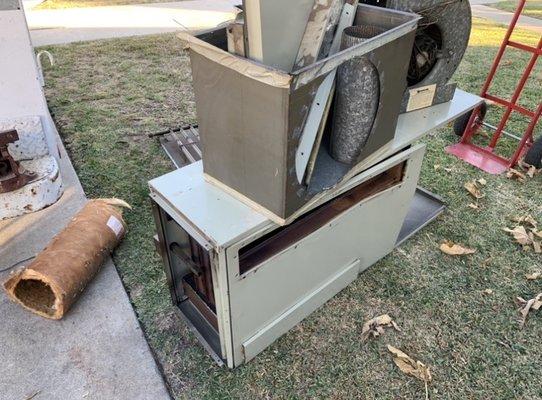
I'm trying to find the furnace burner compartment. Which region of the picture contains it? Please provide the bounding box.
[151,202,221,359]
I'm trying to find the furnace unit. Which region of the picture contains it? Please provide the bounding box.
[150,90,482,368]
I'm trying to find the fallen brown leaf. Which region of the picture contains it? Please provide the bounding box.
[526,272,541,280]
[464,181,484,199]
[517,293,542,328]
[504,226,532,246]
[533,240,541,254]
[361,314,400,341]
[468,203,479,210]
[511,214,538,228]
[506,168,526,182]
[387,345,432,398]
[477,178,487,186]
[440,241,476,256]
[527,165,539,178]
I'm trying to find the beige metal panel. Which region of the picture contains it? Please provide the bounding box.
[226,144,426,365]
[242,258,362,363]
[149,162,269,248]
[189,49,290,217]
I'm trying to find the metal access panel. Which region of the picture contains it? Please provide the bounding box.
[150,143,425,368]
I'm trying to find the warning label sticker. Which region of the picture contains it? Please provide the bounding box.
[407,84,437,112]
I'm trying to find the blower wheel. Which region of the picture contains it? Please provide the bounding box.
[386,0,472,88]
[408,27,440,86]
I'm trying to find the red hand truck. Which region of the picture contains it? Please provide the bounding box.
[446,0,542,174]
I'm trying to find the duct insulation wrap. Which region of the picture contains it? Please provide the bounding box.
[331,25,383,165]
[3,198,130,320]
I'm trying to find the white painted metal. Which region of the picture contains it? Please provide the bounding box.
[242,258,362,362]
[0,116,48,160]
[226,145,425,366]
[151,143,425,367]
[149,161,268,248]
[0,155,63,220]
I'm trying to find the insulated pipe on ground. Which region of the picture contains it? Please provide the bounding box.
[3,199,130,319]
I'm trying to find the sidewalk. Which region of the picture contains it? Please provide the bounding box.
[0,128,171,400]
[471,0,542,34]
[26,0,239,46]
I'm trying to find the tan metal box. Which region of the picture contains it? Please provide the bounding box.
[184,5,420,224]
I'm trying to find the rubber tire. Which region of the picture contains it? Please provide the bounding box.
[524,136,542,168]
[385,0,472,89]
[453,102,488,136]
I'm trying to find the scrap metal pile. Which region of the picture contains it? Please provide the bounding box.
[149,0,476,368]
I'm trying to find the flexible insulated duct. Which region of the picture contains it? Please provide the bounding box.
[331,25,383,164]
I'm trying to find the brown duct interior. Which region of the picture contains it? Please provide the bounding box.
[13,278,56,317]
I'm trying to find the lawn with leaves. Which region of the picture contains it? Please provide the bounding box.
[490,0,542,19]
[41,18,541,399]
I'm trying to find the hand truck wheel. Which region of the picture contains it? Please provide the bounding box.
[524,136,542,168]
[453,101,488,136]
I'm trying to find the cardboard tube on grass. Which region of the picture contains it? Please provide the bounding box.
[4,199,130,319]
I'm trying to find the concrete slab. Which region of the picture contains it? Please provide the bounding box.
[26,0,239,46]
[472,4,542,33]
[0,128,171,399]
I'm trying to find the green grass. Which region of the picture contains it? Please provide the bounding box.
[36,0,178,10]
[490,0,542,19]
[40,18,541,399]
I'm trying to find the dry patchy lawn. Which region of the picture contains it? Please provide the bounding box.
[490,0,542,19]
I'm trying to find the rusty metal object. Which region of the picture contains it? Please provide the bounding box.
[0,129,36,193]
[331,25,383,165]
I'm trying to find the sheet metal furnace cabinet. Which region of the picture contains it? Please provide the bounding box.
[149,90,482,368]
[150,144,422,368]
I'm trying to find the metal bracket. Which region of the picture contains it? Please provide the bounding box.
[169,242,203,277]
[0,129,36,193]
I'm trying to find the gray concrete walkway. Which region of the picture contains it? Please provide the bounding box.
[25,0,541,48]
[0,127,171,400]
[26,0,239,46]
[471,1,542,34]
